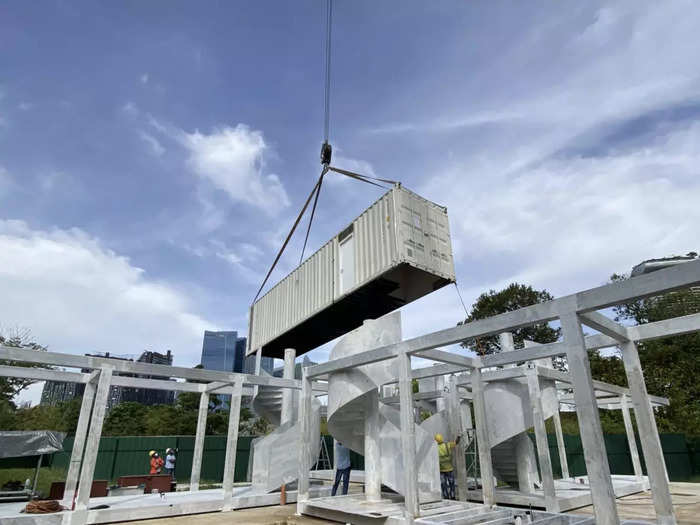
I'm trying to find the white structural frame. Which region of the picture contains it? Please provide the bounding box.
[298,259,700,525]
[1,259,698,525]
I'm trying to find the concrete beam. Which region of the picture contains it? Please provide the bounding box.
[296,369,313,515]
[620,340,676,525]
[411,348,479,369]
[560,311,619,525]
[280,348,296,426]
[526,367,559,512]
[579,311,630,342]
[552,410,569,479]
[0,365,89,384]
[471,368,495,506]
[627,312,700,342]
[222,379,243,511]
[0,345,298,389]
[190,392,210,491]
[63,378,97,506]
[620,394,643,481]
[75,367,113,512]
[398,351,419,520]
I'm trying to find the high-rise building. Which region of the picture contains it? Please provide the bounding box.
[119,350,175,406]
[41,351,133,409]
[41,350,176,408]
[201,330,273,375]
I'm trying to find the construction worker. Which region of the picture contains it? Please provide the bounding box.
[331,442,351,496]
[165,448,177,479]
[435,433,460,500]
[149,450,164,475]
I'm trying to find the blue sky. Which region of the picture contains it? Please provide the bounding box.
[2,2,699,404]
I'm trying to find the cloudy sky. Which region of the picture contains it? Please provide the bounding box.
[2,1,699,404]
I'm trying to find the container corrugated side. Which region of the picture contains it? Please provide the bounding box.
[350,189,398,294]
[250,240,335,354]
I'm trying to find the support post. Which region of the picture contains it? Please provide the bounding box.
[31,454,42,495]
[222,379,243,511]
[398,350,419,521]
[620,341,676,525]
[552,409,570,479]
[620,394,643,481]
[280,348,296,425]
[515,433,536,494]
[560,311,619,525]
[435,375,446,413]
[190,391,210,492]
[296,368,313,515]
[63,378,97,504]
[526,367,559,512]
[364,387,382,502]
[471,368,495,506]
[75,367,113,511]
[447,375,469,501]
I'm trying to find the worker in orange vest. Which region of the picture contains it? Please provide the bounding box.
[149,450,164,475]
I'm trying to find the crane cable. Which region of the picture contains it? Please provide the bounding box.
[252,0,399,304]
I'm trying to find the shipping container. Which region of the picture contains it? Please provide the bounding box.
[248,184,456,358]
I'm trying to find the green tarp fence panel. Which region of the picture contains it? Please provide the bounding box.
[2,433,696,482]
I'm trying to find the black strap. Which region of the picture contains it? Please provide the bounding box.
[299,169,326,265]
[252,170,325,303]
[328,166,398,188]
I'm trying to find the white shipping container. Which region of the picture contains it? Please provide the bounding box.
[248,184,456,358]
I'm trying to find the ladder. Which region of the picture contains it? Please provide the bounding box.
[316,437,333,470]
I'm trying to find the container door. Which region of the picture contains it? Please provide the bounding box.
[339,234,355,294]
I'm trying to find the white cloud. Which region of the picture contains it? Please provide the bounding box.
[140,73,149,84]
[171,124,290,212]
[18,102,33,111]
[0,220,217,405]
[121,101,139,118]
[139,131,165,157]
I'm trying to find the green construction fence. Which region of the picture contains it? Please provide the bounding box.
[1,433,697,483]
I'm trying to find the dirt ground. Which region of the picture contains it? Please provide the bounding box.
[121,482,700,525]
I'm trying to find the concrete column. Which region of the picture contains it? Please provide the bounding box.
[280,348,296,425]
[560,311,619,525]
[190,391,210,491]
[398,350,419,521]
[63,377,97,505]
[526,368,559,512]
[552,409,570,479]
[222,379,243,511]
[435,375,446,413]
[471,368,495,506]
[447,375,468,501]
[515,433,535,494]
[75,367,113,511]
[620,340,676,525]
[620,394,643,481]
[296,368,313,515]
[364,387,382,502]
[253,348,262,398]
[499,332,515,368]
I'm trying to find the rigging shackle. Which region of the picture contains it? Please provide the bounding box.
[320,141,332,166]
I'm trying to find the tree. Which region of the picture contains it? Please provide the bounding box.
[0,327,51,405]
[458,283,560,356]
[103,402,149,436]
[593,260,700,436]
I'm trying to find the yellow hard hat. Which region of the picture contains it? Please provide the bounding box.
[149,450,156,457]
[434,433,444,444]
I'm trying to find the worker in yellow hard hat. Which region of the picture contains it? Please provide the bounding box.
[435,433,460,500]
